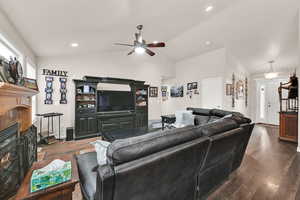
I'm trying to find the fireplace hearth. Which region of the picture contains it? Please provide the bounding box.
[0,123,37,200]
[0,123,20,200]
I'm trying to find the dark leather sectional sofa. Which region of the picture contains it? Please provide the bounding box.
[76,108,254,200]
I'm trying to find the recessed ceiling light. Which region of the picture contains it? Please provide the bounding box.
[205,41,212,46]
[70,43,79,47]
[205,5,214,12]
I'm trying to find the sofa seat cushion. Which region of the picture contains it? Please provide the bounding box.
[207,116,220,123]
[201,118,239,137]
[76,152,98,200]
[107,125,203,165]
[194,115,210,125]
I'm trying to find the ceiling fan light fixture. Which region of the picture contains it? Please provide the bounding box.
[264,60,278,79]
[134,47,145,54]
[265,72,279,79]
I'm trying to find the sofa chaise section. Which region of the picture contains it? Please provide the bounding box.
[76,108,254,200]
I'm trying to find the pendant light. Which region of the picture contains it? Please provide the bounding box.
[264,60,278,79]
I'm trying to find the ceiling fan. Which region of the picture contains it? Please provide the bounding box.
[114,25,165,56]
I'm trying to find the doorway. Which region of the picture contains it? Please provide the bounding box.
[256,78,288,125]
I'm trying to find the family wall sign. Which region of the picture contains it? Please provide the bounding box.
[42,68,69,105]
[42,69,68,77]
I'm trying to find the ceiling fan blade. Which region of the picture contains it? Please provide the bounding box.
[114,43,134,47]
[127,50,134,55]
[147,42,165,48]
[145,48,155,56]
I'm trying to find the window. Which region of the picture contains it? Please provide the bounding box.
[0,40,18,61]
[26,62,37,121]
[0,34,20,61]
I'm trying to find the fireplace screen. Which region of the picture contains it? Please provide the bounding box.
[0,123,21,200]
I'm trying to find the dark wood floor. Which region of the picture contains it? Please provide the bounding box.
[40,124,299,200]
[208,124,299,200]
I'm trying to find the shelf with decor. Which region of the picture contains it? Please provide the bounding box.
[74,81,97,114]
[135,88,148,107]
[278,73,298,143]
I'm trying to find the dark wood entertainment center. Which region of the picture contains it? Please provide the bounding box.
[74,76,149,140]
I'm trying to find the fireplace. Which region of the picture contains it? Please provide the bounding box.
[0,123,20,200]
[0,82,38,199]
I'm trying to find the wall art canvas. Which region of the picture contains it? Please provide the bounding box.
[226,84,233,96]
[44,76,54,104]
[236,80,244,99]
[59,78,67,104]
[171,86,184,97]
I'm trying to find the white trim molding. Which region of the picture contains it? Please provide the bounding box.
[297,146,300,152]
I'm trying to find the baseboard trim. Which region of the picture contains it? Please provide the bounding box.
[297,146,300,152]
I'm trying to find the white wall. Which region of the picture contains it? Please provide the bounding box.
[162,48,226,114]
[0,8,36,65]
[161,48,250,116]
[37,51,174,136]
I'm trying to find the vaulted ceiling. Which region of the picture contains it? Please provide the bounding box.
[0,0,298,74]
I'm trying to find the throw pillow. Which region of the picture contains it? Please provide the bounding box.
[90,140,111,166]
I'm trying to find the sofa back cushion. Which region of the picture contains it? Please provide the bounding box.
[229,115,252,124]
[112,137,210,200]
[107,126,203,165]
[187,107,211,116]
[200,118,239,137]
[210,109,244,118]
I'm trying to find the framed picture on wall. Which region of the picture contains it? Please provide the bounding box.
[171,86,184,97]
[187,83,192,90]
[149,87,158,97]
[23,77,39,91]
[192,82,198,89]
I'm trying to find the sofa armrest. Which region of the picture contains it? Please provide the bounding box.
[95,164,115,200]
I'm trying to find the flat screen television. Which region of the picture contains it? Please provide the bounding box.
[97,91,134,112]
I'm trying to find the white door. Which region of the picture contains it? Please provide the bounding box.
[201,77,223,109]
[256,78,288,125]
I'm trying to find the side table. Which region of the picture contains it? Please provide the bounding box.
[36,112,64,144]
[15,154,79,200]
